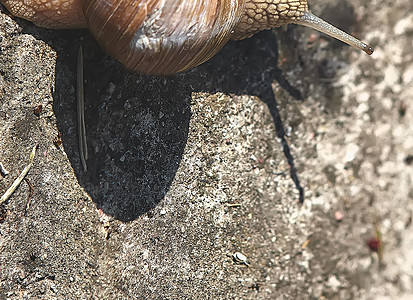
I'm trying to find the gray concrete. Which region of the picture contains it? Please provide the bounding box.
[1,0,412,298]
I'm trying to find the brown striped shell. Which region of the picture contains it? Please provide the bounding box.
[83,0,245,74]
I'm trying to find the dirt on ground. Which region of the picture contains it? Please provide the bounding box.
[0,0,412,299]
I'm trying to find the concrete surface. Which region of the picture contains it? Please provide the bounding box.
[0,0,412,298]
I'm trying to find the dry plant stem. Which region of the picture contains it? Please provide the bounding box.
[294,11,374,55]
[373,212,384,266]
[0,145,37,206]
[77,44,88,172]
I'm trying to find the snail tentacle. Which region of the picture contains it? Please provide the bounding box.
[293,11,373,55]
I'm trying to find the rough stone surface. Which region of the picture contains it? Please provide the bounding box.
[1,0,412,299]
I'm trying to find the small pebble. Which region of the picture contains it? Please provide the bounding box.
[0,162,9,176]
[335,211,344,222]
[232,252,249,266]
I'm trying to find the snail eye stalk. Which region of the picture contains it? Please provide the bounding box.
[294,11,373,55]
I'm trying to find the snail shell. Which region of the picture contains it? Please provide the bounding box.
[0,0,373,75]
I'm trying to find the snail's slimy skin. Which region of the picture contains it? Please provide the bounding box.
[233,0,308,39]
[0,0,372,74]
[1,0,86,28]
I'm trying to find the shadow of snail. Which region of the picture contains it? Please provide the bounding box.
[1,0,373,219]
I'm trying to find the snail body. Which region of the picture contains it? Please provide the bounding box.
[1,0,373,75]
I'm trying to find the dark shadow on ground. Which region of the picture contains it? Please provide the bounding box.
[22,25,303,222]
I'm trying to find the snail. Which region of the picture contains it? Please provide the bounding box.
[0,0,373,75]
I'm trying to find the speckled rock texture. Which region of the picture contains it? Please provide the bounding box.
[0,0,412,299]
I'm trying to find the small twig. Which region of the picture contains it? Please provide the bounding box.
[373,213,384,266]
[24,178,33,215]
[0,146,37,206]
[77,44,88,172]
[226,203,242,207]
[301,239,310,249]
[0,162,9,176]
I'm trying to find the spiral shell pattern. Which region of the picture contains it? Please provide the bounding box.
[84,0,244,74]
